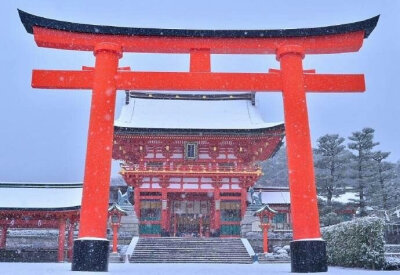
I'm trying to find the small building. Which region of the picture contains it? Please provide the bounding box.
[112,92,285,237]
[0,182,82,262]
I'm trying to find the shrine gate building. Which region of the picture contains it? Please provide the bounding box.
[112,92,285,237]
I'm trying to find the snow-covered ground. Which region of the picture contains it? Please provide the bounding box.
[1,263,399,275]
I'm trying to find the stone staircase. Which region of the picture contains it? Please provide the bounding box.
[130,237,253,264]
[385,244,400,258]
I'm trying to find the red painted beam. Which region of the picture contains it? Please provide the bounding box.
[0,219,59,228]
[58,219,66,262]
[33,27,365,54]
[32,70,93,89]
[304,74,365,92]
[32,70,365,92]
[115,71,283,91]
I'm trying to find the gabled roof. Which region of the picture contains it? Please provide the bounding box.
[108,203,128,215]
[254,204,278,216]
[0,182,82,211]
[247,190,291,204]
[114,92,283,132]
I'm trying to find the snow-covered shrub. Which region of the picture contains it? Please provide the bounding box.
[321,216,385,269]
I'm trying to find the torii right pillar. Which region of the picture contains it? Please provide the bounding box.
[277,45,327,272]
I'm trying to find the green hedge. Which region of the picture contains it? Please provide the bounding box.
[321,216,385,269]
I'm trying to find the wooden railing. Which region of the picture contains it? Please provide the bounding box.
[120,163,261,175]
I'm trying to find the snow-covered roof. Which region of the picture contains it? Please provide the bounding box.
[248,191,291,204]
[253,204,278,215]
[115,93,283,130]
[318,192,358,204]
[0,182,82,210]
[332,192,358,204]
[108,203,128,215]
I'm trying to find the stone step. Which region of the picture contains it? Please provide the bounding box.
[130,261,252,264]
[131,254,248,258]
[385,245,400,253]
[129,258,252,263]
[130,260,252,263]
[385,253,400,258]
[130,237,252,264]
[131,255,249,258]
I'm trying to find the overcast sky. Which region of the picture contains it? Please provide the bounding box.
[0,0,398,182]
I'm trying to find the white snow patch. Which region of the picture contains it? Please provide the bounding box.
[115,97,283,130]
[125,236,139,257]
[241,238,255,256]
[0,183,82,209]
[0,263,393,274]
[247,191,290,204]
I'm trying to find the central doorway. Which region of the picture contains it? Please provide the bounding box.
[169,193,211,237]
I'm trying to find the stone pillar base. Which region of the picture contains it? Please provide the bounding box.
[290,239,327,273]
[71,238,109,272]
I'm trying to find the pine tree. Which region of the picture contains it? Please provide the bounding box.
[370,151,392,210]
[315,134,350,208]
[347,128,379,216]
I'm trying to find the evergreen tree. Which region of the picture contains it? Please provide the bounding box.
[257,146,289,187]
[347,128,379,216]
[370,151,394,210]
[315,134,350,207]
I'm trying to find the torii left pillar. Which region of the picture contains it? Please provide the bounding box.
[0,226,7,249]
[72,43,122,272]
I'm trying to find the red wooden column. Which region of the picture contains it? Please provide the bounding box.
[277,45,326,272]
[161,185,168,233]
[190,49,211,72]
[210,198,215,231]
[277,45,321,241]
[0,226,7,249]
[213,184,221,234]
[134,186,141,220]
[67,220,74,262]
[112,224,118,253]
[199,216,203,237]
[132,178,142,221]
[58,219,66,262]
[72,42,122,271]
[261,224,271,253]
[241,186,248,218]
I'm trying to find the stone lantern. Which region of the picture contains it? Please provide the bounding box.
[254,204,277,253]
[108,203,128,255]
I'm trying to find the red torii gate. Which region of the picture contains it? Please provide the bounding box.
[18,10,378,272]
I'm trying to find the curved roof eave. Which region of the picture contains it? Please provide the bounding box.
[114,123,285,136]
[18,9,379,39]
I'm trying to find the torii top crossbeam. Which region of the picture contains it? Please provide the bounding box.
[19,10,378,92]
[19,10,377,54]
[18,9,378,272]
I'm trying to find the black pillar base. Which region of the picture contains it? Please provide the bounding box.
[71,239,109,272]
[290,239,327,273]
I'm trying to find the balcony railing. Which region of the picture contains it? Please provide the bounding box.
[120,163,261,175]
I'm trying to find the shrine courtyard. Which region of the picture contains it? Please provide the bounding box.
[1,263,395,275]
